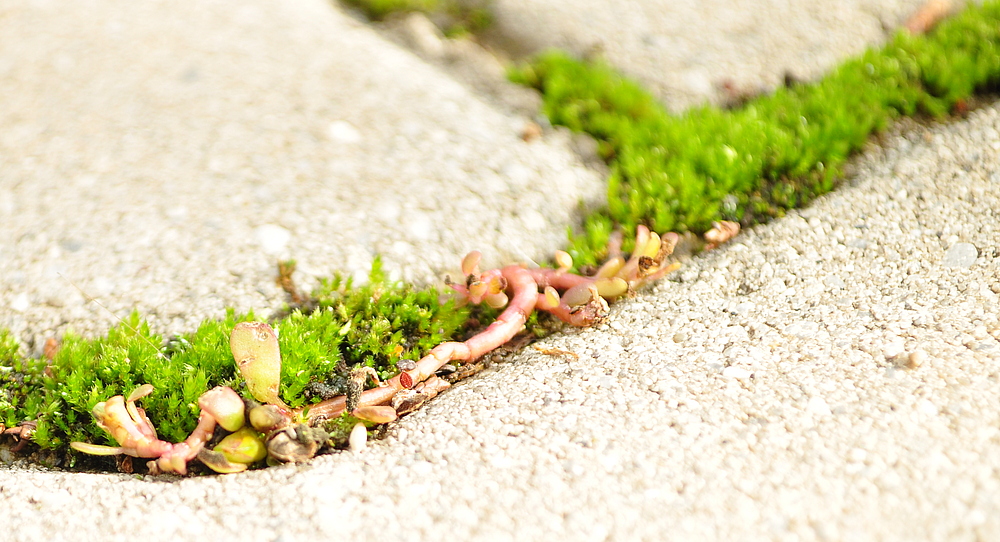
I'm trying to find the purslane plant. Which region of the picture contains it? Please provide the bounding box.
[64,228,679,474]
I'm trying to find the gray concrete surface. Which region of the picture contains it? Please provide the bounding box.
[0,0,604,345]
[474,0,929,111]
[3,0,1000,540]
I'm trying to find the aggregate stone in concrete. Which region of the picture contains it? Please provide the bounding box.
[0,0,604,345]
[474,0,930,111]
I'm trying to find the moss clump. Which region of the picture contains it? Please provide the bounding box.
[0,329,44,431]
[11,312,250,451]
[510,1,1000,266]
[277,259,471,408]
[0,261,472,453]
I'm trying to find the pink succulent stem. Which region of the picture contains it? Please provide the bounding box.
[147,411,218,475]
[526,268,591,290]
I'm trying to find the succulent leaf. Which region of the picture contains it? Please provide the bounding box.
[197,448,249,474]
[213,427,267,464]
[351,405,398,424]
[198,386,246,432]
[230,322,284,406]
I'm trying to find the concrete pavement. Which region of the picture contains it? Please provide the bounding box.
[2,0,998,540]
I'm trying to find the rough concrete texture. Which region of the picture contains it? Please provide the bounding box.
[0,0,604,344]
[3,0,1000,541]
[476,0,931,111]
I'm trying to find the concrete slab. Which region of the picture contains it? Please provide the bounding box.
[475,0,930,111]
[0,0,604,344]
[2,0,1000,540]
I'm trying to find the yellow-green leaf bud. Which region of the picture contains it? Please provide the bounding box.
[230,322,284,406]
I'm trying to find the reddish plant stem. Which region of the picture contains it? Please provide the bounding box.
[150,412,217,475]
[527,269,590,290]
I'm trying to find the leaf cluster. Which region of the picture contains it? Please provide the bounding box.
[509,1,1000,266]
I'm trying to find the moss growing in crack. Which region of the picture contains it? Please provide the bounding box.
[510,0,1000,266]
[340,0,440,20]
[0,328,43,430]
[22,312,251,450]
[0,261,473,453]
[277,259,472,408]
[339,0,492,37]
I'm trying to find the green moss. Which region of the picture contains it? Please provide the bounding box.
[21,312,250,449]
[0,329,42,429]
[0,261,472,453]
[341,0,440,20]
[277,259,471,408]
[339,0,492,36]
[510,1,1000,266]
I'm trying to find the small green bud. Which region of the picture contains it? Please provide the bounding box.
[249,404,288,432]
[595,256,625,278]
[541,286,560,309]
[213,427,267,464]
[198,386,245,432]
[554,250,573,271]
[640,231,661,258]
[70,442,125,456]
[461,251,482,275]
[595,277,629,299]
[484,292,508,309]
[562,283,596,307]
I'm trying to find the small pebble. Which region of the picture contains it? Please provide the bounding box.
[807,396,832,416]
[942,242,978,268]
[906,350,927,369]
[722,366,753,379]
[9,293,30,312]
[783,321,819,339]
[348,422,367,453]
[328,120,362,143]
[917,399,939,416]
[823,274,846,290]
[255,224,291,255]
